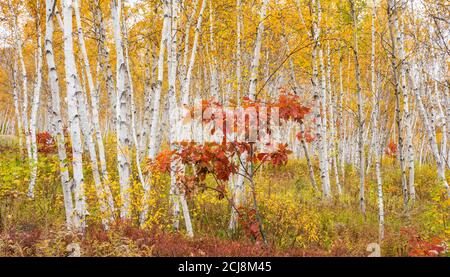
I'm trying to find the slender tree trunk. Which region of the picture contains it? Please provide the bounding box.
[140,54,152,157]
[326,43,341,195]
[398,20,415,204]
[62,0,87,231]
[236,0,242,105]
[387,0,408,208]
[94,0,116,134]
[168,0,194,237]
[375,117,385,241]
[181,0,207,106]
[11,57,23,152]
[208,0,219,101]
[310,0,331,198]
[111,0,132,219]
[148,0,171,159]
[28,0,43,198]
[231,0,269,235]
[349,0,365,216]
[93,0,115,217]
[338,46,346,187]
[74,0,113,227]
[9,0,32,160]
[44,0,74,228]
[413,68,450,196]
[120,10,153,228]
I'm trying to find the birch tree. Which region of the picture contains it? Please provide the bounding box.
[28,0,43,198]
[387,0,408,208]
[349,0,365,216]
[111,0,132,219]
[11,54,22,152]
[8,0,32,160]
[148,0,171,159]
[62,0,87,231]
[398,15,415,204]
[73,0,113,228]
[230,0,269,231]
[44,0,74,228]
[310,0,331,198]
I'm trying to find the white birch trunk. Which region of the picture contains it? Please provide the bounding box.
[326,43,341,195]
[398,20,415,203]
[111,0,132,219]
[9,0,32,160]
[311,0,331,198]
[12,58,23,152]
[375,118,385,241]
[236,0,242,104]
[75,0,110,185]
[411,64,450,197]
[62,0,87,231]
[74,0,114,226]
[28,0,43,198]
[350,0,365,216]
[148,0,171,159]
[170,0,194,237]
[388,0,408,207]
[208,0,219,101]
[181,0,207,106]
[230,0,268,231]
[44,0,75,228]
[248,0,268,100]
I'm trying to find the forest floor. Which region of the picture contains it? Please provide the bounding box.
[0,137,448,257]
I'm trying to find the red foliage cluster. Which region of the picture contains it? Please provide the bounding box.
[408,237,447,257]
[177,142,236,182]
[240,94,310,133]
[237,207,261,241]
[254,143,292,166]
[277,94,311,123]
[152,149,175,173]
[400,228,447,257]
[296,128,315,143]
[36,132,56,154]
[193,94,310,143]
[385,140,398,157]
[150,94,305,209]
[150,142,292,200]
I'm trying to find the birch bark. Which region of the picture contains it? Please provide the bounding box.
[12,58,23,152]
[62,0,87,231]
[8,0,32,160]
[168,0,194,237]
[28,0,43,198]
[230,0,268,231]
[45,0,74,228]
[148,0,171,159]
[387,0,409,208]
[350,0,365,216]
[411,64,450,197]
[398,20,415,203]
[75,0,109,186]
[111,0,132,219]
[236,0,242,105]
[311,0,331,198]
[181,0,207,106]
[74,0,114,226]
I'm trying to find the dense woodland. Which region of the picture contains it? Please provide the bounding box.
[0,0,448,256]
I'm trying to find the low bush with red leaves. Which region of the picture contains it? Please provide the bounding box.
[36,132,56,154]
[400,227,448,257]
